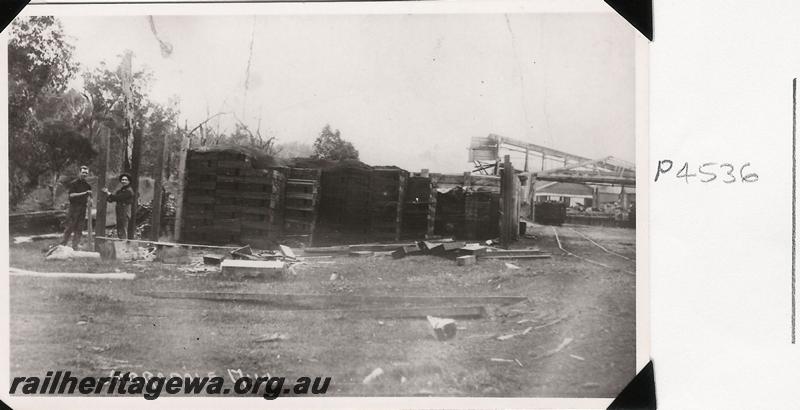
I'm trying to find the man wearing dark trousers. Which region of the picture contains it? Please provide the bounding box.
[102,173,133,239]
[60,165,92,249]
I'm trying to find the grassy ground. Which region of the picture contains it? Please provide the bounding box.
[9,224,636,398]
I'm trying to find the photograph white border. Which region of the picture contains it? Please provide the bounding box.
[1,1,650,408]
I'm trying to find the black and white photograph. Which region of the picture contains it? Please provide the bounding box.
[5,1,646,406]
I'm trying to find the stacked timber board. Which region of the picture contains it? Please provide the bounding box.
[283,168,321,244]
[319,166,372,234]
[402,176,436,239]
[431,173,501,240]
[369,167,408,241]
[464,191,500,240]
[182,150,285,248]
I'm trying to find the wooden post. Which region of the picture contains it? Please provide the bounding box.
[86,196,94,245]
[150,131,168,241]
[94,127,109,248]
[529,174,536,222]
[501,155,515,248]
[174,133,188,241]
[592,186,600,210]
[127,127,142,239]
[462,171,471,190]
[524,148,529,172]
[620,185,628,209]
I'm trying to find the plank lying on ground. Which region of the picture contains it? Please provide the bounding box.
[95,236,241,250]
[479,254,552,260]
[484,249,544,256]
[137,291,527,308]
[302,238,454,254]
[342,305,485,319]
[85,303,484,319]
[13,232,64,244]
[9,267,135,280]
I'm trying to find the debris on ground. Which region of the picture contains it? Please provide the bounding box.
[279,245,297,259]
[504,262,520,269]
[532,337,574,360]
[220,259,285,280]
[10,267,135,280]
[362,368,384,384]
[203,254,225,265]
[253,333,288,343]
[456,255,476,266]
[156,246,190,264]
[570,354,585,361]
[14,232,63,244]
[44,245,100,261]
[427,315,457,341]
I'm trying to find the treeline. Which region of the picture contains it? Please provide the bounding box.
[9,17,360,211]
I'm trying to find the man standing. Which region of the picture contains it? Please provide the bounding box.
[60,165,93,249]
[102,173,133,239]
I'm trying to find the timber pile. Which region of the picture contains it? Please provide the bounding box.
[464,191,500,240]
[402,175,436,239]
[369,167,407,241]
[319,163,372,234]
[182,148,285,248]
[283,168,321,245]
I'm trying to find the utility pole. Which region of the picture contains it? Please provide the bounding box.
[121,51,140,239]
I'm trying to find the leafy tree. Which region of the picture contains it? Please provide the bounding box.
[80,57,186,178]
[312,125,359,161]
[40,120,97,205]
[80,57,155,172]
[8,16,80,207]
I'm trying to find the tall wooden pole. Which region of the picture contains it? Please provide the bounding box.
[150,131,168,241]
[127,128,142,238]
[174,124,188,240]
[501,155,516,248]
[94,126,110,246]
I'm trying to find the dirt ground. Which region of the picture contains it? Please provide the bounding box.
[9,223,636,398]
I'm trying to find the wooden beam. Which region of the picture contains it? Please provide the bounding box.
[94,127,109,246]
[10,267,134,280]
[174,133,188,240]
[479,254,552,260]
[535,174,636,186]
[150,131,169,241]
[127,128,142,239]
[340,305,486,319]
[500,155,516,248]
[137,290,528,308]
[94,236,241,250]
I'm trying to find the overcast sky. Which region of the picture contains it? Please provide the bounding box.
[58,13,635,173]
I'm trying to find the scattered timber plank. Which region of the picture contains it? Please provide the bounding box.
[203,254,225,265]
[136,291,527,309]
[456,255,476,266]
[220,259,285,279]
[299,245,351,254]
[279,245,296,259]
[484,249,544,257]
[95,236,241,250]
[10,267,134,280]
[479,254,552,260]
[334,306,485,319]
[391,245,422,259]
